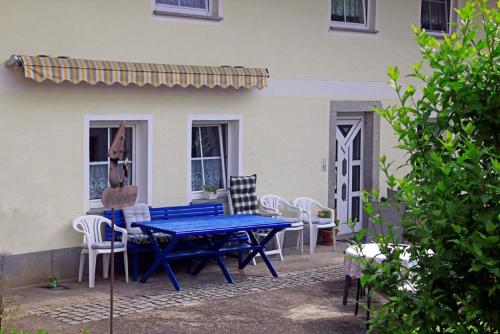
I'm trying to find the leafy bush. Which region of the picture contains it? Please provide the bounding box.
[354,1,499,333]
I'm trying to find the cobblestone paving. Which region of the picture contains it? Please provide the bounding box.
[31,264,344,324]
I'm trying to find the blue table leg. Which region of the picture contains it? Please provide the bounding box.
[191,235,234,283]
[239,229,282,278]
[139,229,180,290]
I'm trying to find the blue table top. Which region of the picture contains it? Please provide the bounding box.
[133,214,291,237]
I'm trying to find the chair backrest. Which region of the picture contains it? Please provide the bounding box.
[228,174,258,215]
[293,197,319,216]
[73,215,111,246]
[260,194,287,212]
[102,203,224,239]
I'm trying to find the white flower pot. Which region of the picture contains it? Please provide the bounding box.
[203,191,217,200]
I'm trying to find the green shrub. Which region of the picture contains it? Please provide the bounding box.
[354,1,499,333]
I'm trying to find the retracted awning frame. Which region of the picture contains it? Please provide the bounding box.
[5,55,269,90]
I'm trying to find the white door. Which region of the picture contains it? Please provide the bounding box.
[335,117,363,235]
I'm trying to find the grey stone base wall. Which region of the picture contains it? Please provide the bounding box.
[0,247,82,288]
[0,226,338,288]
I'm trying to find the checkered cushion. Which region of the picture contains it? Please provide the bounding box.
[229,174,258,215]
[128,232,170,245]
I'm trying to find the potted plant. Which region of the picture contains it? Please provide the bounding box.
[317,210,336,246]
[48,276,58,289]
[203,185,218,200]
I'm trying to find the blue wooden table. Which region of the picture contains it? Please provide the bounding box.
[133,215,291,290]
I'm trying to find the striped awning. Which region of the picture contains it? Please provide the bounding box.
[5,55,269,90]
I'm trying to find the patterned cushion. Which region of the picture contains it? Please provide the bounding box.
[129,232,171,245]
[311,217,333,225]
[229,174,258,215]
[123,203,151,235]
[90,241,126,249]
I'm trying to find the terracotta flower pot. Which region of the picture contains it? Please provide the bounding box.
[319,229,334,246]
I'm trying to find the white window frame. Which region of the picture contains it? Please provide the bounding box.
[83,114,153,212]
[155,0,210,16]
[88,124,136,207]
[187,115,243,202]
[191,125,227,193]
[420,0,458,36]
[153,0,222,20]
[329,0,377,32]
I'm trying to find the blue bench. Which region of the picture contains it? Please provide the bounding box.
[103,203,247,281]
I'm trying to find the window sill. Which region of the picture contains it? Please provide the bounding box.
[329,26,379,34]
[153,9,223,21]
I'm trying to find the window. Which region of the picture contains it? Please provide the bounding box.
[188,115,242,201]
[84,115,152,210]
[155,0,209,15]
[421,0,455,34]
[330,0,376,32]
[89,126,134,202]
[154,0,222,20]
[191,125,227,192]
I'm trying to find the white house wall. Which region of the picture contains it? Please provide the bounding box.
[0,0,481,258]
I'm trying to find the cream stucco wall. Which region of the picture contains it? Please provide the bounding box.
[0,0,481,255]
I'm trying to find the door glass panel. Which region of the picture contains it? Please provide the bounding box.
[200,127,221,157]
[352,196,360,222]
[191,160,203,191]
[342,158,347,176]
[352,132,361,160]
[352,165,360,191]
[342,183,347,201]
[338,125,353,137]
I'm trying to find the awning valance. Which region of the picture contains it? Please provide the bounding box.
[5,55,269,90]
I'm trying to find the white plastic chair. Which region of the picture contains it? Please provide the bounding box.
[260,195,304,259]
[293,197,337,255]
[73,215,129,288]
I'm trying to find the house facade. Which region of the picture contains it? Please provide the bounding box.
[0,0,487,287]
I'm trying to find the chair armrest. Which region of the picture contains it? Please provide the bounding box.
[259,207,279,217]
[110,224,128,244]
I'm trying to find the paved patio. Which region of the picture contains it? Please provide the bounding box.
[6,242,373,333]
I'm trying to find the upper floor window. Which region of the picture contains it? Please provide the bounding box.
[330,0,377,33]
[154,0,222,20]
[421,0,456,34]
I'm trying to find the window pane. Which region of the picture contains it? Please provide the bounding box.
[331,0,345,22]
[180,0,207,9]
[203,158,223,189]
[156,0,179,6]
[352,165,361,191]
[89,128,108,162]
[421,0,431,29]
[89,164,108,200]
[345,0,365,24]
[192,127,201,158]
[110,127,133,160]
[191,160,203,191]
[429,1,447,31]
[200,126,221,157]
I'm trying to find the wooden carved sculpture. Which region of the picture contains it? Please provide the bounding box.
[100,121,138,334]
[101,122,138,209]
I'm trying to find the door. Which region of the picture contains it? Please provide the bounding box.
[335,117,363,235]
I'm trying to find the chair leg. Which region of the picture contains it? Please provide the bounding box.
[275,232,284,262]
[102,253,110,279]
[300,229,304,255]
[343,275,350,305]
[88,252,97,288]
[78,251,85,283]
[355,278,361,315]
[310,225,319,255]
[123,252,129,283]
